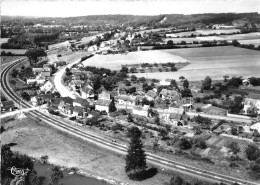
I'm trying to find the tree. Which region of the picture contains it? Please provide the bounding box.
[193,125,202,135]
[28,169,40,185]
[125,127,147,179]
[127,113,133,122]
[120,67,129,73]
[202,76,212,90]
[167,40,174,45]
[194,139,207,149]
[179,138,192,150]
[245,144,260,161]
[249,160,260,179]
[25,48,47,65]
[232,40,240,46]
[230,127,239,135]
[223,75,229,82]
[183,79,189,89]
[228,142,240,154]
[159,128,169,140]
[130,75,137,82]
[181,88,192,98]
[50,166,63,185]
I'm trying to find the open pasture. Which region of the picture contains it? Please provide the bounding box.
[219,32,260,40]
[238,39,260,46]
[134,46,260,81]
[82,50,188,70]
[195,29,240,35]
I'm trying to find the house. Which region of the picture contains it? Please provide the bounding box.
[168,107,189,125]
[132,105,149,117]
[95,99,112,113]
[73,97,91,110]
[53,61,67,68]
[32,68,43,74]
[1,100,15,111]
[243,93,260,114]
[61,96,74,106]
[40,81,55,93]
[145,90,157,101]
[72,106,87,118]
[27,74,46,85]
[80,83,94,99]
[98,86,111,100]
[159,79,171,86]
[116,95,136,106]
[41,66,52,77]
[159,89,180,101]
[31,93,54,106]
[250,122,260,133]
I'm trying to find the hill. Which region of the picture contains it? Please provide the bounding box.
[2,12,260,28]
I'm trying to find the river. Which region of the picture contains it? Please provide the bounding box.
[34,162,110,185]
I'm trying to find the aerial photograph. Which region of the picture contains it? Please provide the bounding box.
[1,0,260,184]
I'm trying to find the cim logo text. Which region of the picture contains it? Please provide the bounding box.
[10,166,29,176]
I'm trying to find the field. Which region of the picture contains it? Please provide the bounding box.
[195,29,240,35]
[82,50,188,70]
[1,56,25,66]
[0,38,9,44]
[238,39,260,46]
[1,49,28,54]
[133,46,260,81]
[219,32,260,40]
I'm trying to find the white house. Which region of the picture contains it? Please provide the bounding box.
[250,122,260,133]
[95,99,112,113]
[116,95,136,106]
[40,81,55,93]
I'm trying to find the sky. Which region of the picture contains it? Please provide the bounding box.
[1,0,260,17]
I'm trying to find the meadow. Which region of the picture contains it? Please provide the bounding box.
[133,46,260,81]
[82,50,188,70]
[237,39,260,46]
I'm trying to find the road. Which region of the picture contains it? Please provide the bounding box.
[1,59,259,185]
[53,59,80,99]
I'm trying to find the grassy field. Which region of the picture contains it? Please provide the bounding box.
[1,115,174,185]
[82,50,188,70]
[134,46,260,81]
[238,39,260,46]
[219,32,260,40]
[1,56,25,66]
[196,29,240,34]
[1,49,27,54]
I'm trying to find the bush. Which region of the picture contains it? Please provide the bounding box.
[179,138,192,150]
[245,144,260,161]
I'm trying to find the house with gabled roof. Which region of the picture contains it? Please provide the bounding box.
[243,93,260,115]
[73,106,87,118]
[80,82,94,99]
[116,95,136,106]
[73,97,91,110]
[1,100,15,111]
[145,90,157,101]
[159,89,180,101]
[95,99,113,113]
[40,81,55,93]
[98,86,111,100]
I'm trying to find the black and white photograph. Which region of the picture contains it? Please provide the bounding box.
[1,0,260,185]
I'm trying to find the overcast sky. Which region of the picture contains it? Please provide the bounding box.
[2,0,260,17]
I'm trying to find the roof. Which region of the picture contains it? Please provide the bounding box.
[251,122,260,130]
[65,104,74,112]
[146,90,157,98]
[169,107,185,114]
[52,98,61,108]
[71,80,83,86]
[132,105,149,111]
[248,93,260,100]
[74,97,90,107]
[39,93,54,100]
[169,113,182,121]
[117,95,136,102]
[98,85,109,94]
[61,96,74,105]
[73,106,85,113]
[110,91,119,97]
[96,99,112,106]
[2,100,14,107]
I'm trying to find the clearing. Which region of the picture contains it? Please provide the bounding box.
[133,46,260,81]
[82,50,188,70]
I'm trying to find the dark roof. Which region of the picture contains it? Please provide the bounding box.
[248,93,260,100]
[52,98,61,108]
[74,97,90,107]
[61,96,74,105]
[73,106,85,113]
[2,100,14,107]
[65,105,74,112]
[96,99,112,106]
[39,93,54,100]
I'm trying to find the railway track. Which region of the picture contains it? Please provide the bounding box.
[1,59,258,185]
